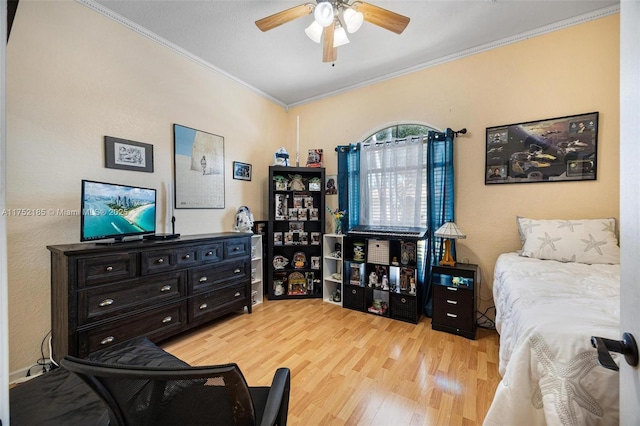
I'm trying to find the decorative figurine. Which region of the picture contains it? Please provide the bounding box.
[273,175,288,191]
[410,278,416,295]
[273,147,290,166]
[288,174,306,191]
[382,274,389,290]
[234,205,254,233]
[272,255,289,270]
[369,272,378,288]
[293,252,307,269]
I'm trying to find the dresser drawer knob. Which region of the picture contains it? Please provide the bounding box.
[446,287,457,291]
[157,258,164,264]
[233,247,239,251]
[105,266,113,272]
[446,299,458,305]
[234,292,241,297]
[99,298,114,307]
[199,276,208,283]
[162,316,172,324]
[206,251,213,256]
[199,303,208,310]
[100,336,115,345]
[160,285,172,292]
[233,268,241,274]
[446,313,458,318]
[183,254,190,259]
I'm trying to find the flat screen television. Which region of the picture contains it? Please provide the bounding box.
[81,179,156,243]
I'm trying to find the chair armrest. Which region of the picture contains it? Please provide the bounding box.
[260,367,291,426]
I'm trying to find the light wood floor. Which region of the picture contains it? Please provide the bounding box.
[161,299,501,425]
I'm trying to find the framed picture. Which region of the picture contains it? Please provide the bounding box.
[233,161,252,181]
[485,112,598,184]
[173,124,225,208]
[325,175,338,196]
[104,136,153,172]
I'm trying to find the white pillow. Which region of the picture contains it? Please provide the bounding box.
[516,217,620,264]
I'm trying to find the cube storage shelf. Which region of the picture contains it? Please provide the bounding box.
[342,235,424,324]
[323,234,343,305]
[267,166,325,299]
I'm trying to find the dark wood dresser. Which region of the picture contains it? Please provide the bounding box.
[48,233,252,360]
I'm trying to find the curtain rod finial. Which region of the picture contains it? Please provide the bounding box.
[454,128,467,136]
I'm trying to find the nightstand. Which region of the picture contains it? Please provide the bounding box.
[431,263,479,339]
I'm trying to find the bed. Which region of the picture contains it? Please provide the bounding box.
[484,218,621,425]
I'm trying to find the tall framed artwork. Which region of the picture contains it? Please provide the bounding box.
[485,112,598,184]
[173,124,225,208]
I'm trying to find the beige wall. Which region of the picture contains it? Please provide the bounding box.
[290,14,620,315]
[6,0,619,375]
[6,1,287,374]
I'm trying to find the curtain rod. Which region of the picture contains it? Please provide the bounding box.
[335,128,467,151]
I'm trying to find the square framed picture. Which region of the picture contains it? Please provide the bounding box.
[233,161,252,181]
[104,136,153,173]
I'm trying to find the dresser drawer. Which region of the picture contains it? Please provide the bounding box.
[77,302,185,357]
[140,246,199,275]
[188,283,247,324]
[432,285,474,331]
[197,243,223,263]
[224,238,250,259]
[78,271,186,325]
[77,253,138,288]
[189,259,248,294]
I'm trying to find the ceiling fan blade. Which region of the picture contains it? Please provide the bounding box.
[353,2,410,34]
[323,22,337,63]
[255,4,313,32]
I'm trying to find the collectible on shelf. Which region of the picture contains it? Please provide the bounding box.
[308,177,322,191]
[306,149,323,168]
[310,232,321,245]
[309,208,318,220]
[273,232,283,246]
[353,242,365,262]
[273,175,288,191]
[400,267,414,291]
[272,255,289,270]
[273,271,288,296]
[289,174,306,191]
[401,241,416,266]
[288,272,307,295]
[274,280,285,296]
[233,205,254,233]
[273,147,290,166]
[298,208,308,221]
[311,256,321,269]
[368,272,378,288]
[292,252,307,269]
[350,263,363,285]
[368,299,388,315]
[299,232,308,245]
[288,208,298,220]
[289,221,304,232]
[284,231,294,245]
[274,194,289,220]
[304,196,314,208]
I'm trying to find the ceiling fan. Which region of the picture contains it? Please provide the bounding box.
[255,0,410,63]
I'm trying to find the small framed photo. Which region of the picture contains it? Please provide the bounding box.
[233,161,252,181]
[105,136,153,173]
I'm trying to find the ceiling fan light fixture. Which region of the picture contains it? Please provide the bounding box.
[314,1,334,27]
[305,20,323,43]
[333,23,350,47]
[342,7,364,33]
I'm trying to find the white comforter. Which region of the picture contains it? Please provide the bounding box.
[484,252,620,425]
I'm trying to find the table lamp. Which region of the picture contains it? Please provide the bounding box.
[434,222,466,266]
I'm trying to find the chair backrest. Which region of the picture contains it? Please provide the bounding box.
[61,356,256,426]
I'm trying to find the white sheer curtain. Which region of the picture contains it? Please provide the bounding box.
[359,136,425,227]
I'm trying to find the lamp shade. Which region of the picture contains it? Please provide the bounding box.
[342,7,364,33]
[305,20,323,43]
[314,1,334,27]
[434,222,466,239]
[333,24,349,47]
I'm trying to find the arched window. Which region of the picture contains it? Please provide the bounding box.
[360,124,438,228]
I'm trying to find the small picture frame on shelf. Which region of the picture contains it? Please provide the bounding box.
[273,232,283,246]
[309,208,318,220]
[310,232,321,245]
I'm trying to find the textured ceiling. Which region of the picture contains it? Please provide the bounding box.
[87,0,619,107]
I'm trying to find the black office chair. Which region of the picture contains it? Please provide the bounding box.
[60,356,290,426]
